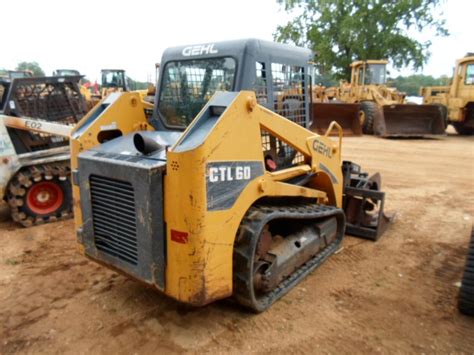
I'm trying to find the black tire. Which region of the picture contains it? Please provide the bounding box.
[432,103,449,129]
[359,101,379,135]
[453,105,474,135]
[459,226,474,316]
[452,122,474,135]
[6,163,72,227]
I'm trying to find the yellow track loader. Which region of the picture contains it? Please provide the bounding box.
[71,39,391,312]
[420,53,474,135]
[322,60,445,137]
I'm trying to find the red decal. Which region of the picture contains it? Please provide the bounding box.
[171,229,188,244]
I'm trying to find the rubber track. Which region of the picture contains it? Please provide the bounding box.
[459,227,474,316]
[233,203,345,312]
[6,162,72,227]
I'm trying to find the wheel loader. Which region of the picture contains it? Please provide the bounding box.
[420,53,474,135]
[0,75,87,226]
[85,69,154,108]
[318,60,445,137]
[71,39,391,312]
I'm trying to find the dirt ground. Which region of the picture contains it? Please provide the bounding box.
[1,132,473,354]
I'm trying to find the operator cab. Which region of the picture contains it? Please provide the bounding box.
[464,61,474,85]
[101,69,129,91]
[352,60,388,85]
[152,39,313,131]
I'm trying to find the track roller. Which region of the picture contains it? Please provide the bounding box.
[233,202,345,312]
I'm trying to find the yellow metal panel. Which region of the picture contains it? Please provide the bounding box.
[164,91,341,305]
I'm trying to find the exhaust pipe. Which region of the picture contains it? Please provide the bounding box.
[133,133,163,155]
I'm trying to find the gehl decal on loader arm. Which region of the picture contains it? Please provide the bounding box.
[72,39,391,312]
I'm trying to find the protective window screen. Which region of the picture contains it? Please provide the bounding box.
[158,57,236,128]
[364,64,386,85]
[255,62,268,103]
[264,63,306,169]
[465,64,474,85]
[261,128,305,171]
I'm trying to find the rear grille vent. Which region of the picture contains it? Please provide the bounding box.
[89,175,138,265]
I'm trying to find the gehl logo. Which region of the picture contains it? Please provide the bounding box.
[182,43,218,57]
[209,165,252,183]
[313,140,332,158]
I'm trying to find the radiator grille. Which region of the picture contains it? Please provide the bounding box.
[89,175,138,265]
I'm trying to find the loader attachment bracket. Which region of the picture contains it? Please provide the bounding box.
[342,161,392,241]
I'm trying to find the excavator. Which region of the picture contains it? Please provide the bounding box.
[420,53,474,135]
[71,39,391,312]
[315,60,445,137]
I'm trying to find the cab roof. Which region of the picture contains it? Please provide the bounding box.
[160,38,313,66]
[458,56,474,65]
[351,60,388,67]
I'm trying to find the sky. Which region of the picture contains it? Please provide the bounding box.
[2,0,471,82]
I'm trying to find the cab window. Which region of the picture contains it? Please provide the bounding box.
[465,64,474,85]
[158,57,236,128]
[364,64,386,85]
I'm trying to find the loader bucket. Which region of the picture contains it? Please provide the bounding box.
[374,104,446,137]
[311,102,362,136]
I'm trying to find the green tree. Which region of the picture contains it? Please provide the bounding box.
[275,0,449,79]
[15,61,45,76]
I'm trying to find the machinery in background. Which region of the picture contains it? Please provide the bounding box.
[71,39,391,312]
[420,54,474,135]
[1,70,34,79]
[0,75,87,226]
[318,60,445,137]
[0,71,34,100]
[98,69,129,97]
[52,69,96,109]
[53,69,81,77]
[309,67,362,136]
[144,63,161,101]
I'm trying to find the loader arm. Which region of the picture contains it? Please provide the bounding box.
[255,103,343,206]
[162,91,344,304]
[0,114,74,138]
[367,86,396,106]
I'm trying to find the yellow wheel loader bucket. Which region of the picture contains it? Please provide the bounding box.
[311,102,362,136]
[374,104,446,137]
